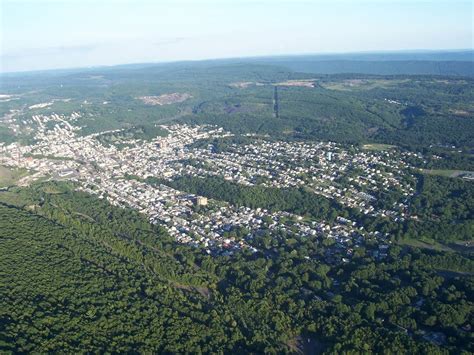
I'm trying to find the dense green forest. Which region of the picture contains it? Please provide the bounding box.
[94,124,168,147]
[402,175,474,242]
[0,182,472,353]
[151,175,354,221]
[259,60,474,76]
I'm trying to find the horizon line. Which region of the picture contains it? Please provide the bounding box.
[1,48,473,76]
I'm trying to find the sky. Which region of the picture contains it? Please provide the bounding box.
[1,0,472,73]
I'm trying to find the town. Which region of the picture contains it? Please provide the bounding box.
[0,110,420,259]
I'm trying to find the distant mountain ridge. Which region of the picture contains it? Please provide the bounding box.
[246,50,474,76]
[256,59,474,76]
[1,50,473,77]
[252,50,474,62]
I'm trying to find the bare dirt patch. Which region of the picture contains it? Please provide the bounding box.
[450,109,471,117]
[137,93,192,106]
[274,79,316,88]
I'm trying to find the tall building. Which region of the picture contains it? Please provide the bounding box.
[156,140,168,149]
[195,196,208,206]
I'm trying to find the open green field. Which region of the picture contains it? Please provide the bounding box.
[399,237,457,253]
[0,125,17,144]
[420,169,474,178]
[0,166,29,188]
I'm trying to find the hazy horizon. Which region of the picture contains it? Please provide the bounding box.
[1,0,473,73]
[0,48,472,75]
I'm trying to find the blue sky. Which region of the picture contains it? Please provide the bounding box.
[1,0,472,72]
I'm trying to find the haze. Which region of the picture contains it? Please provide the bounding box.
[1,0,473,73]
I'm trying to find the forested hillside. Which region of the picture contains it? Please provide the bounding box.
[0,182,472,353]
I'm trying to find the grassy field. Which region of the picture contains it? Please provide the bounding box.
[0,166,29,188]
[362,143,396,151]
[420,169,473,178]
[399,237,474,254]
[399,237,454,252]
